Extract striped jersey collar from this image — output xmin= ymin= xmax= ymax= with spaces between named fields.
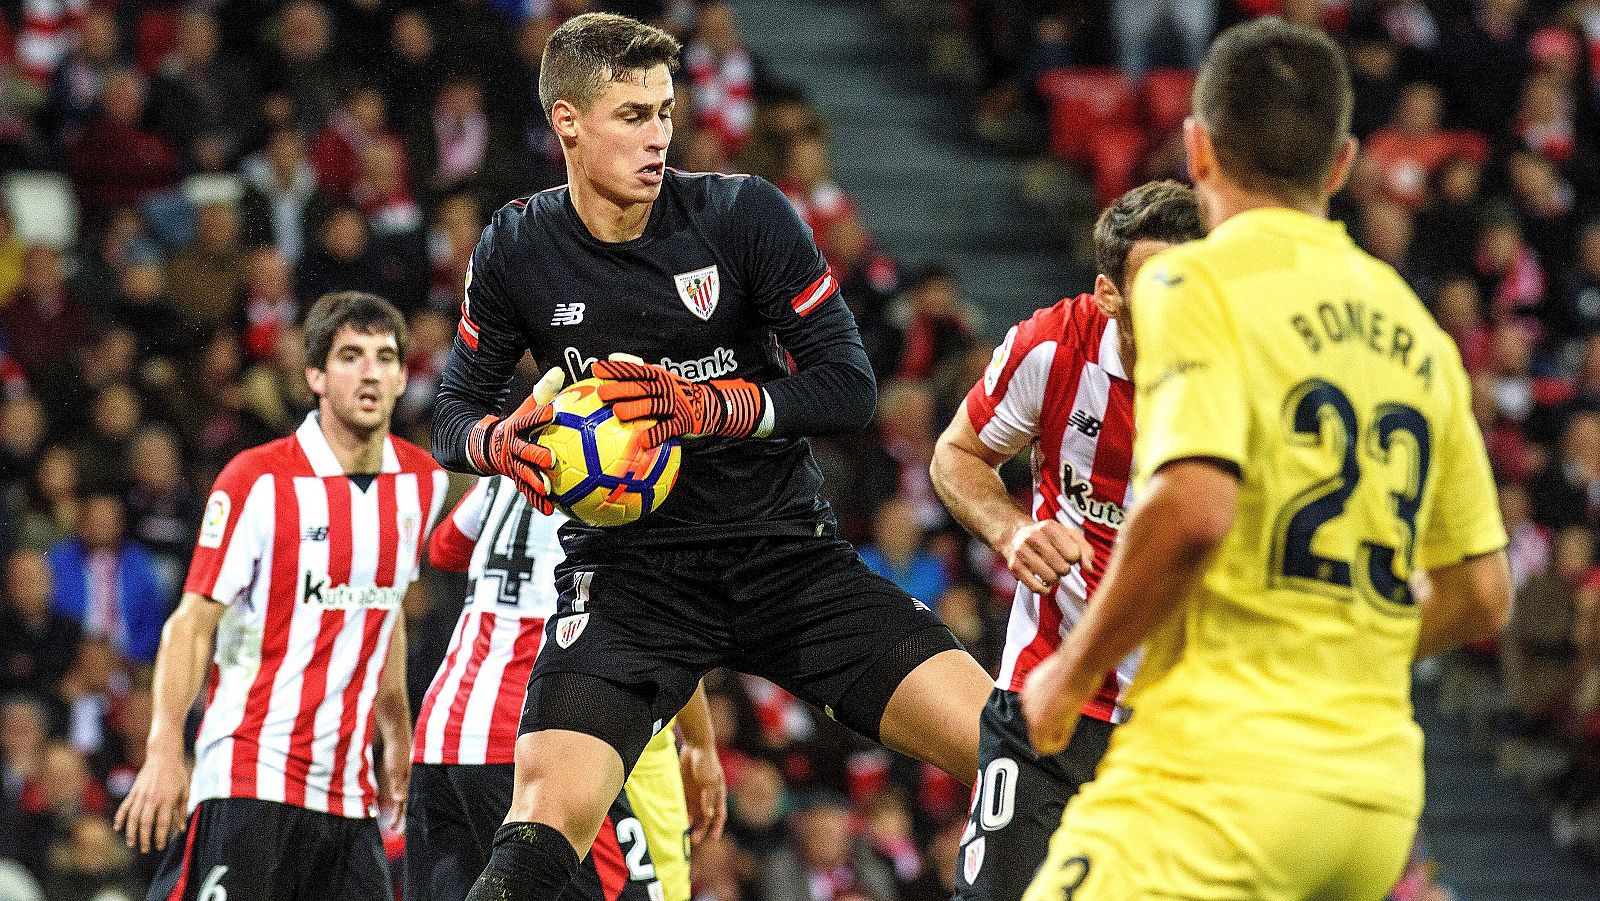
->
xmin=296 ymin=412 xmax=401 ymax=477
xmin=1098 ymin=318 xmax=1128 ymax=381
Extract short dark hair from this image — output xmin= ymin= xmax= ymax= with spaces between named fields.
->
xmin=538 ymin=12 xmax=681 ymax=121
xmin=1193 ymin=17 xmax=1352 ymax=205
xmin=303 ymin=291 xmax=408 ymax=369
xmin=1094 ymin=180 xmax=1204 ymax=292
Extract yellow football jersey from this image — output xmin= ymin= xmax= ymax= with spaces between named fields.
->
xmin=1118 ymin=207 xmax=1507 ymax=817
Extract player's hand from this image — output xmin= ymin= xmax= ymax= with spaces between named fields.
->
xmin=593 ymin=355 xmax=764 ymax=448
xmin=377 ymin=753 xmax=410 ymax=835
xmin=113 ymin=744 xmax=191 ymax=854
xmin=679 ymin=739 xmax=727 ymax=843
xmin=1020 ymin=651 xmax=1082 ymax=756
xmin=467 ymin=367 xmax=565 ymax=512
xmin=999 ymin=519 xmax=1095 ymax=595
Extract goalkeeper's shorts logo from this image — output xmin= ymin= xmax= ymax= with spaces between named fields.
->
xmin=555 ymin=613 xmax=589 ymax=648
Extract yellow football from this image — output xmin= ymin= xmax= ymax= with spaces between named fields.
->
xmin=531 ymin=378 xmax=681 ymax=527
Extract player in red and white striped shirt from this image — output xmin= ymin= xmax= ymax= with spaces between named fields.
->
xmin=408 ymin=473 xmax=723 ymax=901
xmin=115 ymin=293 xmax=448 ymax=901
xmin=930 ymin=183 xmax=1203 ymax=901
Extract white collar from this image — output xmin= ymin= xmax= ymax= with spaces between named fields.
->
xmin=296 ymin=412 xmax=400 ymax=477
xmin=1099 ymin=319 xmax=1129 ymax=381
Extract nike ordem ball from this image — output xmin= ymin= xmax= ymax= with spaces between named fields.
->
xmin=532 ymin=378 xmax=681 ymax=527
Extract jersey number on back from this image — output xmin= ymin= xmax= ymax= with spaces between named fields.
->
xmin=1271 ymin=379 xmax=1431 ymax=606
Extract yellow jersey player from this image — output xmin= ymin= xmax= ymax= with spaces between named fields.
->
xmin=1019 ymin=17 xmax=1512 ymax=901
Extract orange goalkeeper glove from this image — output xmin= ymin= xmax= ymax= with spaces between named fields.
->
xmin=466 ymin=367 xmax=565 ymax=513
xmin=593 ymin=357 xmax=764 ymax=448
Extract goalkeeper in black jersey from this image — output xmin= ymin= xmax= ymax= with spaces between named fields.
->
xmin=430 ymin=12 xmax=997 ymax=901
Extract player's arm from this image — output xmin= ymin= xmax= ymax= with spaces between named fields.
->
xmin=427 ymin=478 xmax=494 ymax=573
xmin=675 ymin=680 xmax=726 ymax=842
xmin=1412 ymin=362 xmax=1512 ymax=658
xmin=372 ymin=614 xmax=412 ymax=832
xmin=432 ymin=219 xmax=564 ymax=511
xmin=1022 ymin=256 xmax=1247 ymax=754
xmin=597 ymin=177 xmax=876 ymax=446
xmin=932 ymin=391 xmax=1093 ymax=595
xmin=114 ymin=592 xmax=225 ymax=852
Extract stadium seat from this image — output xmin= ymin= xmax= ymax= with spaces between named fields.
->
xmin=1088 ymin=126 xmax=1147 ymax=207
xmin=3 ymin=171 xmax=78 ymax=248
xmin=1144 ymin=68 xmax=1197 ymax=137
xmin=1039 ymin=67 xmax=1140 ymax=165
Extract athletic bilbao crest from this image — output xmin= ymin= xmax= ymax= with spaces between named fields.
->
xmin=673 ymin=265 xmax=719 ymax=320
xmin=555 ymin=613 xmax=589 ymax=648
xmin=962 ymin=837 xmax=985 ymax=884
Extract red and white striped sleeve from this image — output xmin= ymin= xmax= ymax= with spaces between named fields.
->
xmin=964 ymin=306 xmax=1062 ymax=458
xmin=428 ymin=477 xmax=494 ymax=573
xmin=184 ymin=453 xmax=273 ymax=604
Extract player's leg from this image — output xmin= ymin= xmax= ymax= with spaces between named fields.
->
xmin=144 ymin=798 xmax=286 ymax=901
xmin=405 ymin=762 xmax=513 ymax=901
xmin=953 ymin=689 xmax=1113 ymax=901
xmin=468 ymin=551 xmax=724 ymax=901
xmin=729 ymin=537 xmax=989 ymax=784
xmin=572 ymin=790 xmax=663 ymax=901
xmin=623 ymin=726 xmax=691 ymax=901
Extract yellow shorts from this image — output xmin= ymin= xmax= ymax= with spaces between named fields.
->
xmin=623 ymin=725 xmax=690 ymax=901
xmin=1021 ymin=765 xmax=1415 ymax=901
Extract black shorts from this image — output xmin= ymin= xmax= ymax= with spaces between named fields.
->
xmin=405 ymin=762 xmax=660 ymax=901
xmin=146 ymin=797 xmax=389 ymax=901
xmin=523 ymin=536 xmax=958 ymax=768
xmin=952 ymin=688 xmax=1114 ymax=901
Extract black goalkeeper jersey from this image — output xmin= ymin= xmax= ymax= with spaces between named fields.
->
xmin=432 ymin=170 xmax=877 ymax=549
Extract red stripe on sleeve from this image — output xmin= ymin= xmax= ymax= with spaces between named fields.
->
xmin=457 ymin=319 xmax=479 ymax=351
xmin=428 ymin=512 xmax=476 ymax=573
xmin=230 ymin=474 xmax=301 ymax=798
xmin=590 ymin=815 xmax=631 ymax=901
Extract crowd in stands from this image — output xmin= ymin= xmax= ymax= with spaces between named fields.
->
xmin=0 ymin=0 xmax=1595 ymax=900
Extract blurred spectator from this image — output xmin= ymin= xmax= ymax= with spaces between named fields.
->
xmin=168 ymin=200 xmax=247 ymax=332
xmin=146 ymin=9 xmax=255 ymax=165
xmin=686 ymin=2 xmax=758 ymax=158
xmin=263 ymin=0 xmax=341 ymax=130
xmin=15 ymin=444 xmax=78 ymax=551
xmin=168 ymin=330 xmax=270 ymax=470
xmin=1361 ymin=200 xmax=1414 ymax=275
xmin=1110 ymin=0 xmax=1214 ymax=77
xmin=416 ymin=75 xmax=512 ymax=210
xmin=1503 ymin=482 xmax=1553 ymax=591
xmin=1475 ymin=212 xmax=1545 ymax=323
xmin=240 ymin=323 xmax=314 ymax=436
xmin=898 ymin=819 xmax=961 ymax=901
xmin=1348 ymin=31 xmax=1403 ymax=140
xmin=1410 ymin=156 xmax=1488 ymax=291
xmin=861 ymin=791 xmax=921 ymax=886
xmin=1364 ymin=82 xmax=1484 ymax=211
xmin=777 ymin=132 xmax=855 ymax=262
xmin=0 ymin=393 xmax=46 ymax=488
xmin=45 ymin=491 xmax=167 ymax=665
xmin=74 ymin=383 xmax=141 ymax=491
xmin=41 ymin=9 xmax=118 ymax=159
xmin=311 ymin=84 xmax=408 ymax=204
xmin=42 ymin=813 xmax=141 ymax=901
xmin=397 ymin=310 xmax=452 ymax=427
xmin=377 ymin=9 xmax=446 ymax=136
xmin=1506 ymin=151 xmax=1578 ymax=278
xmin=896 ymin=264 xmax=978 ymax=381
xmin=14 ymin=741 xmax=109 ymax=880
xmin=111 ymin=261 xmax=189 ymax=363
xmin=1562 ymin=221 xmax=1600 ymax=338
xmin=122 ymin=426 xmax=199 ymax=597
xmin=826 ymin=213 xmax=903 ymax=378
xmin=240 ymin=128 xmax=333 ymax=264
xmin=858 ymin=496 xmax=949 ymax=611
xmin=1502 ymin=526 xmax=1589 ymax=733
xmin=763 ymin=793 xmax=897 ymax=901
xmin=16 ymin=0 xmax=89 ymax=87
xmin=358 ymin=141 xmax=429 ymax=312
xmin=1440 ymin=0 xmax=1534 ymax=133
xmin=0 ymin=548 xmax=80 ymax=697
xmin=1433 ymin=274 xmax=1491 ymax=373
xmin=0 ymin=245 xmax=90 ymax=381
xmin=64 ymin=70 xmax=178 ymax=224
xmin=1532 ymin=410 xmax=1600 ymax=528
xmin=239 ymin=248 xmax=300 ymax=361
xmin=296 ymin=205 xmax=381 ymax=304
xmin=873 ymin=380 xmax=943 ymax=528
xmin=728 ymin=757 xmax=788 ymax=860
xmin=426 ymin=192 xmax=481 ymax=313
xmin=0 ymin=696 xmax=50 ymax=876
xmin=1513 ymin=69 xmax=1578 ymax=166
xmin=71 ymin=208 xmax=161 ymax=312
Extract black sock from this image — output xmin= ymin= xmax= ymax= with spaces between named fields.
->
xmin=464 ymin=822 xmax=581 ymax=901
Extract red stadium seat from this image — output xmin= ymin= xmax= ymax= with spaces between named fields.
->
xmin=1089 ymin=125 xmax=1147 ymax=207
xmin=1144 ymin=68 xmax=1197 ymax=137
xmin=1039 ymin=67 xmax=1139 ymax=165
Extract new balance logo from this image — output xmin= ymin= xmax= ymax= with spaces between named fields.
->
xmin=302 ymin=526 xmax=329 ymax=542
xmin=1069 ymin=411 xmax=1102 ymax=437
xmin=551 ymin=303 xmax=586 ymax=326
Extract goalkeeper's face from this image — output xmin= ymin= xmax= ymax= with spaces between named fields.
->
xmin=556 ymin=63 xmax=675 ymax=207
xmin=307 ymin=325 xmax=407 ymax=437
